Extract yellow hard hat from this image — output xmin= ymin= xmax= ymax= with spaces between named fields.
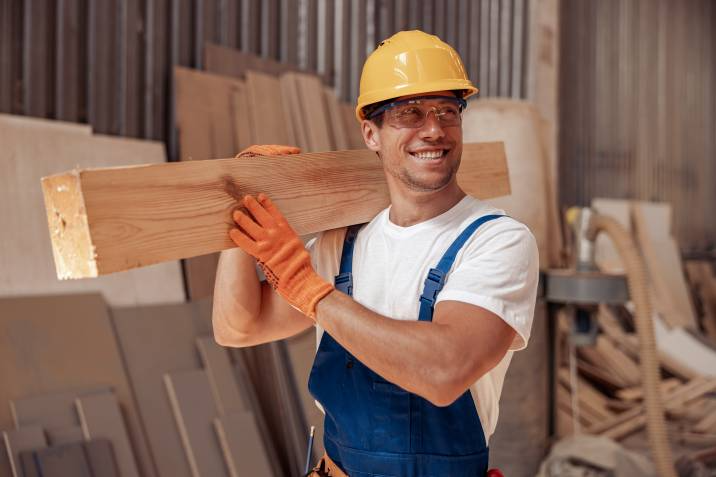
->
xmin=355 ymin=30 xmax=478 ymax=121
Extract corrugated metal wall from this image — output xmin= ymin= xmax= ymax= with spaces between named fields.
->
xmin=0 ymin=0 xmax=530 ymax=147
xmin=559 ymin=0 xmax=715 ymax=253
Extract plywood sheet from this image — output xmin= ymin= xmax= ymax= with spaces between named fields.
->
xmin=341 ymin=103 xmax=364 ymax=149
xmin=42 ymin=144 xmax=509 ymax=278
xmin=195 ymin=337 xmax=250 ymax=414
xmin=46 ymin=426 xmax=85 ymax=445
xmin=204 ymin=43 xmax=299 ymax=79
xmin=0 ymin=294 xmax=154 ymax=477
xmin=214 ymin=412 xmax=274 ymax=477
xmin=164 ymin=370 xmax=228 ymax=477
xmin=0 ymin=113 xmax=91 ymax=134
xmin=76 ymin=393 xmax=139 ymax=477
xmin=283 ymin=73 xmax=332 ymax=152
xmin=632 ymin=201 xmax=696 ymax=329
xmin=323 ymin=88 xmax=349 ymax=150
xmin=462 ymin=99 xmax=555 ymax=267
xmin=245 ymin=71 xmax=291 ymax=145
xmin=35 ymin=443 xmax=91 ymax=477
xmin=2 ymin=426 xmax=46 ymax=477
xmin=111 ymin=300 xmax=212 ymax=477
xmin=174 ymin=66 xmax=244 ymax=161
xmin=11 ymin=387 xmax=109 ymax=430
xmin=0 ymin=120 xmax=184 ymax=306
xmin=284 ymin=330 xmax=324 ymax=458
xmin=83 ymin=439 xmax=119 ymax=477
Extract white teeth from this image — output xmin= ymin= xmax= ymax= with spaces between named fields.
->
xmin=411 ymin=150 xmax=445 ymax=160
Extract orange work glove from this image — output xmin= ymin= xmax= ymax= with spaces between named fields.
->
xmin=230 ymin=193 xmax=333 ymax=320
xmin=235 ymin=144 xmax=301 ymax=158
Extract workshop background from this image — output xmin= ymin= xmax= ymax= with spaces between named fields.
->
xmin=1 ymin=0 xmax=715 ymax=476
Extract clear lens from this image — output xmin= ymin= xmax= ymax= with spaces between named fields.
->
xmin=384 ymin=98 xmax=463 ymax=129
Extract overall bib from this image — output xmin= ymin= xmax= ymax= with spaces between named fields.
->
xmin=308 ymin=215 xmax=504 ymax=477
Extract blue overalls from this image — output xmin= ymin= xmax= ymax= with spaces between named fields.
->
xmin=308 ymin=215 xmax=504 ymax=477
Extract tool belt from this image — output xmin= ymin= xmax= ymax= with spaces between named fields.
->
xmin=306 ymin=453 xmax=349 ymax=477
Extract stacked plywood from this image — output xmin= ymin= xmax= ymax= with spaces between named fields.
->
xmin=173 ymin=47 xmax=366 ymax=474
xmin=0 ymin=114 xmax=185 ymax=307
xmin=555 ymin=199 xmax=716 ymax=448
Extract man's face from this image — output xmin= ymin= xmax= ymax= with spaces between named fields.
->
xmin=361 ymin=91 xmax=463 ymax=193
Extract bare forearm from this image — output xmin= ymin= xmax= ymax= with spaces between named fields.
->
xmin=315 ymin=291 xmax=509 ymax=406
xmin=212 ymin=248 xmax=262 ymax=343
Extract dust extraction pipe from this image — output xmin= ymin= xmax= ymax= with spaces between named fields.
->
xmin=586 ymin=214 xmax=676 ymax=477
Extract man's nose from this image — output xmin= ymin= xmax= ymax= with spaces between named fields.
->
xmin=417 ymin=110 xmax=446 ymax=140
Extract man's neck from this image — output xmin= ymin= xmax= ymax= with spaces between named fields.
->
xmin=387 ymin=182 xmax=466 ymax=227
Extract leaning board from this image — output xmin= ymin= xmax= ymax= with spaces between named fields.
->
xmin=42 ymin=143 xmax=510 ymax=279
xmin=0 ymin=116 xmax=184 ymax=305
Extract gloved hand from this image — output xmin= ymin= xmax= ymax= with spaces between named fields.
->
xmin=235 ymin=144 xmax=301 ymax=158
xmin=230 ymin=193 xmax=333 ymax=320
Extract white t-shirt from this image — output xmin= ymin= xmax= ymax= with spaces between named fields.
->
xmin=307 ymin=195 xmax=539 ymax=443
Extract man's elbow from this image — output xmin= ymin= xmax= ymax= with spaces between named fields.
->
xmin=211 ymin=309 xmax=254 ymax=348
xmin=422 ymin=370 xmax=470 ymax=407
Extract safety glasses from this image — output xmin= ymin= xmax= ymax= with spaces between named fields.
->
xmin=367 ymin=95 xmax=467 ymax=129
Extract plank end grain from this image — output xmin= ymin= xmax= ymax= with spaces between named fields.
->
xmin=41 ymin=171 xmax=97 ymax=279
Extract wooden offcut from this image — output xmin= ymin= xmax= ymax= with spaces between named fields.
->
xmin=42 ymin=144 xmax=509 ymax=279
xmin=76 ymin=393 xmax=140 ymax=477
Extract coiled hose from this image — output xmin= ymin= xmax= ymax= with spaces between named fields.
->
xmin=586 ymin=214 xmax=677 ymax=477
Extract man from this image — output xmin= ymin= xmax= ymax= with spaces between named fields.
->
xmin=213 ymin=30 xmax=538 ymax=477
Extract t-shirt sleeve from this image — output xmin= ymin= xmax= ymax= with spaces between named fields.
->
xmin=435 ymin=219 xmax=539 ymax=350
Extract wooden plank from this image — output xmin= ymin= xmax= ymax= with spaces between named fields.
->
xmin=195 ymin=337 xmax=250 ymax=414
xmin=46 ymin=427 xmax=85 ymax=445
xmin=0 ymin=294 xmax=154 ymax=477
xmin=632 ymin=201 xmax=697 ymax=329
xmin=35 ymin=443 xmax=92 ymax=477
xmin=174 ymin=66 xmax=242 ymax=161
xmin=19 ymin=451 xmax=40 ymax=477
xmin=110 ymin=300 xmax=212 ymax=477
xmin=83 ymin=439 xmax=119 ymax=477
xmin=42 ymin=143 xmax=509 ymax=278
xmin=11 ymin=387 xmax=108 ymax=430
xmin=284 ymin=329 xmax=324 ymax=458
xmin=214 ymin=412 xmax=274 ymax=477
xmin=287 ymin=72 xmax=333 ymax=152
xmin=245 ymin=71 xmax=291 ymax=145
xmin=324 ymin=88 xmax=349 ymax=150
xmin=2 ymin=427 xmax=46 ymax=477
xmin=164 ymin=370 xmax=228 ymax=477
xmin=0 ymin=444 xmax=11 ymax=477
xmin=173 ymin=67 xmax=247 ymax=299
xmin=341 ymin=103 xmax=364 ymax=149
xmin=76 ymin=393 xmax=139 ymax=477
xmin=279 ymin=74 xmax=309 ymax=150
xmin=0 ymin=119 xmax=184 ymax=306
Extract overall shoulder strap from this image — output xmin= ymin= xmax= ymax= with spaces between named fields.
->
xmin=334 ymin=224 xmax=364 ymax=296
xmin=418 ymin=214 xmax=505 ymax=322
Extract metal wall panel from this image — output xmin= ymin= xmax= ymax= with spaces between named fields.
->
xmin=0 ymin=0 xmax=530 ymax=147
xmin=560 ymin=0 xmax=716 ymax=252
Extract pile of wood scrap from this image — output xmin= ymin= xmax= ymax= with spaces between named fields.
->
xmin=555 ymin=198 xmax=716 ymax=454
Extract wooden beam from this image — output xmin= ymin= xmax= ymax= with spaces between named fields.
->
xmin=42 ymin=144 xmax=510 ymax=279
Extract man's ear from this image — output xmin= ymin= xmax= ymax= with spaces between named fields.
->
xmin=361 ymin=120 xmax=381 ymax=152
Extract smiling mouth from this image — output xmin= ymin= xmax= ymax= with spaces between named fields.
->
xmin=408 ymin=149 xmax=448 ymax=161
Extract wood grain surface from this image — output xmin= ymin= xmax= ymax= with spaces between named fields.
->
xmin=42 ymin=144 xmax=509 ymax=278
